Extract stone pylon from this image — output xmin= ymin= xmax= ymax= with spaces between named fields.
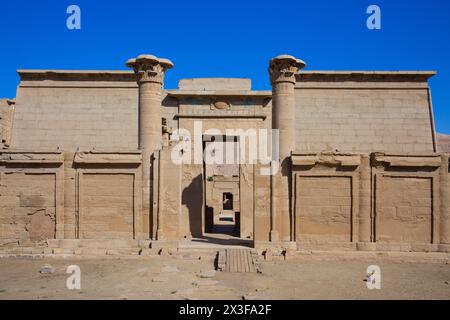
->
xmin=269 ymin=55 xmax=306 ymax=241
xmin=126 ymin=54 xmax=173 ymax=239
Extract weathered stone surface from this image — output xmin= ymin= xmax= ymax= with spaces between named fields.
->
xmin=197 ymin=270 xmax=216 ymax=278
xmin=80 ymin=173 xmax=134 ymax=240
xmin=152 ymin=276 xmax=169 ymax=283
xmin=295 ymin=72 xmax=436 ymax=154
xmin=0 ymin=99 xmax=14 ymax=148
xmin=376 ymin=176 xmax=433 ymax=244
xmin=39 ymin=264 xmax=55 ymax=274
xmin=296 ymin=176 xmax=352 ymax=242
xmin=179 ymin=78 xmax=251 ymax=91
xmin=0 ymin=54 xmax=447 ymax=256
xmin=0 ymin=172 xmax=56 ymax=244
xmin=173 ymin=288 xmax=195 ymax=296
xmin=161 ymin=266 xmax=180 ymax=273
xmin=193 ymin=280 xmax=219 ymax=287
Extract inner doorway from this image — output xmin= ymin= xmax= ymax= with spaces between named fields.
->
xmin=223 ymin=193 xmax=233 ymax=210
xmin=203 ymin=135 xmax=245 ymax=243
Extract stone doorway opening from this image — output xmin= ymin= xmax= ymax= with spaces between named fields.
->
xmin=223 ymin=192 xmax=233 ymax=210
xmin=201 ymin=134 xmax=251 ymax=246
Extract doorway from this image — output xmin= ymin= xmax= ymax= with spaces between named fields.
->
xmin=223 ymin=192 xmax=233 ymax=210
xmin=202 ymin=135 xmax=245 ymax=243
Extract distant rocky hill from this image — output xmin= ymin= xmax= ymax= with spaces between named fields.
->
xmin=437 ymin=133 xmax=450 ymax=152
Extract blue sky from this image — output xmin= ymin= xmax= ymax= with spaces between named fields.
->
xmin=0 ymin=0 xmax=449 ymax=133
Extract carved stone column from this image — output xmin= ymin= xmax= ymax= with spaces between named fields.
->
xmin=126 ymin=54 xmax=173 ymax=240
xmin=269 ymin=55 xmax=306 ymax=241
xmin=440 ymin=154 xmax=450 ymax=249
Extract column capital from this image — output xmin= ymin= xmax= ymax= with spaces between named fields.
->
xmin=269 ymin=54 xmax=306 ymax=85
xmin=126 ymin=54 xmax=174 ymax=85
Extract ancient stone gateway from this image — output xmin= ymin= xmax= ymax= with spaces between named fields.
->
xmin=0 ymin=54 xmax=449 ymax=255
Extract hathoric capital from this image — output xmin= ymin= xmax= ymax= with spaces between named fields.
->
xmin=269 ymin=54 xmax=306 ymax=85
xmin=126 ymin=54 xmax=174 ymax=85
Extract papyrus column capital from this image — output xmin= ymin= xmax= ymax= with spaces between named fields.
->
xmin=269 ymin=54 xmax=306 ymax=85
xmin=126 ymin=54 xmax=174 ymax=85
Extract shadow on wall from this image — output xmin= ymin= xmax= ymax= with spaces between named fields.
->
xmin=182 ymin=174 xmax=203 ymax=238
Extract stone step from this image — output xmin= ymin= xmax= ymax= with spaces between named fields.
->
xmin=46 ymin=239 xmax=145 ymax=249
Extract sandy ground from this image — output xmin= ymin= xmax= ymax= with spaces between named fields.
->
xmin=0 ymin=255 xmax=449 ymax=300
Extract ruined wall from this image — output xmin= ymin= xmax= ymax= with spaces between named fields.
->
xmin=292 ymin=154 xmax=360 ymax=247
xmin=73 ymin=151 xmax=142 ymax=240
xmin=1 ymin=150 xmax=448 ymax=252
xmin=0 ymin=99 xmax=14 ymax=149
xmin=80 ymin=174 xmax=134 ymax=239
xmin=157 ymin=149 xmax=182 ymax=240
xmin=10 ymin=71 xmax=139 ymax=151
xmin=0 ymin=172 xmax=56 ymax=245
xmin=180 ymin=164 xmax=204 ymax=239
xmin=294 ymin=72 xmax=436 ymax=153
xmin=0 ymin=152 xmax=63 ymax=246
xmin=296 ymin=176 xmax=352 ymax=242
xmin=0 ymin=150 xmax=143 ymax=246
xmin=253 ymin=163 xmax=271 ymax=242
xmin=291 ymin=152 xmax=444 ymax=251
xmin=376 ymin=176 xmax=432 ymax=244
xmin=441 ymin=154 xmax=450 ymax=247
xmin=372 ymin=154 xmax=441 ymax=250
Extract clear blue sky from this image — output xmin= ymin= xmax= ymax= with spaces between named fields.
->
xmin=0 ymin=0 xmax=449 ymax=133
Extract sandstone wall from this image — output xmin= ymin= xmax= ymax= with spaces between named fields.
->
xmin=0 ymin=151 xmax=63 ymax=246
xmin=253 ymin=163 xmax=271 ymax=242
xmin=294 ymin=72 xmax=436 ymax=153
xmin=372 ymin=154 xmax=441 ymax=250
xmin=292 ymin=152 xmax=444 ymax=251
xmin=173 ymin=92 xmax=272 ymax=240
xmin=375 ymin=176 xmax=432 ymax=244
xmin=441 ymin=154 xmax=450 ymax=246
xmin=157 ymin=149 xmax=182 ymax=240
xmin=1 ymin=149 xmax=449 ymax=252
xmin=296 ymin=176 xmax=352 ymax=242
xmin=0 ymin=172 xmax=56 ymax=245
xmin=0 ymin=99 xmax=14 ymax=149
xmin=292 ymin=154 xmax=360 ymax=248
xmin=0 ymin=150 xmax=143 ymax=246
xmin=80 ymin=173 xmax=134 ymax=239
xmin=10 ymin=71 xmax=139 ymax=151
